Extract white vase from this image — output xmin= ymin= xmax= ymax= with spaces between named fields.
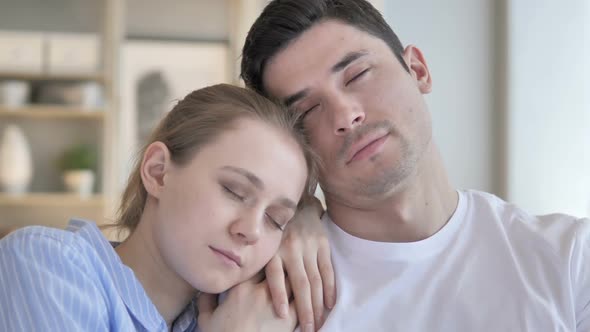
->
xmin=0 ymin=125 xmax=33 ymax=195
xmin=63 ymin=169 xmax=95 ymax=198
xmin=0 ymin=80 xmax=30 ymax=108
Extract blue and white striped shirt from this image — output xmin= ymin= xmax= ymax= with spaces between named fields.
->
xmin=0 ymin=219 xmax=197 ymax=331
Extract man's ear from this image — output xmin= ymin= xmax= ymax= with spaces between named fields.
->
xmin=403 ymin=45 xmax=432 ymax=94
xmin=140 ymin=142 xmax=171 ymax=199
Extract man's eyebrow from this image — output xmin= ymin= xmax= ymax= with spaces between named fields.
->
xmin=331 ymin=50 xmax=368 ymax=73
xmin=221 ymin=166 xmax=263 ymax=190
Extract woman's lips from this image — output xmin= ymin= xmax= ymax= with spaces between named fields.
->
xmin=209 ymin=246 xmax=242 ymax=268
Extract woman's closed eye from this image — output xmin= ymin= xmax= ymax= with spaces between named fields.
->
xmin=265 ymin=212 xmax=286 ymax=231
xmin=222 ymin=185 xmax=246 ymax=202
xmin=264 ymin=212 xmax=284 ymax=231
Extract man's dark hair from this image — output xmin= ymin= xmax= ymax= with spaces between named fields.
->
xmin=240 ymin=0 xmax=409 ymax=95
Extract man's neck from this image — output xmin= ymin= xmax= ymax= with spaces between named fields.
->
xmin=115 ymin=201 xmax=196 ymax=327
xmin=325 ymin=144 xmax=458 ymax=242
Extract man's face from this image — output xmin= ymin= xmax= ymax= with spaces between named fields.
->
xmin=263 ymin=20 xmax=433 ymax=206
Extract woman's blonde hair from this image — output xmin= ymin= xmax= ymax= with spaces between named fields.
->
xmin=115 ymin=84 xmax=319 ymax=233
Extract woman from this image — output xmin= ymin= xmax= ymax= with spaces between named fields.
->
xmin=0 ymin=84 xmax=321 ymax=331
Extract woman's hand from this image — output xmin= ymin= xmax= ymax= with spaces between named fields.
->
xmin=265 ymin=196 xmax=335 ymax=332
xmin=197 ymin=273 xmax=297 ymax=332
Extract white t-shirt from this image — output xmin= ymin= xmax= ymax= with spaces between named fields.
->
xmin=317 ymin=190 xmax=590 ymax=332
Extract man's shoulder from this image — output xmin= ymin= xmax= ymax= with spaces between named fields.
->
xmin=464 ymin=189 xmax=589 ymax=257
xmin=463 ymin=189 xmax=583 ymax=225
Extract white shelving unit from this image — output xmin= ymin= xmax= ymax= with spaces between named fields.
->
xmin=0 ymin=0 xmax=123 ymax=231
xmin=0 ymin=106 xmax=105 ymax=119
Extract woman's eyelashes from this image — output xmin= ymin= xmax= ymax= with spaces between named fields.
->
xmin=222 ymin=184 xmax=246 ymax=202
xmin=221 ymin=181 xmax=289 ymax=232
xmin=265 ymin=213 xmax=285 ymax=231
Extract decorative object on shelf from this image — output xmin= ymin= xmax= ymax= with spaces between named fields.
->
xmin=0 ymin=80 xmax=30 ymax=107
xmin=58 ymin=144 xmax=97 ymax=198
xmin=137 ymin=71 xmax=170 ymax=145
xmin=121 ymin=40 xmax=229 ymax=158
xmin=36 ymin=81 xmax=103 ymax=108
xmin=0 ymin=124 xmax=33 ymax=195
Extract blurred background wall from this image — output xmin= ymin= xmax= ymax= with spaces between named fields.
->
xmin=384 ymin=0 xmax=589 ymax=217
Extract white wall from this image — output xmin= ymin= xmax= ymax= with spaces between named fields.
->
xmin=383 ymin=0 xmax=590 ymax=218
xmin=0 ymin=0 xmax=101 ymax=32
xmin=0 ymin=0 xmax=230 ymax=41
xmin=383 ymin=0 xmax=497 ymax=194
xmin=507 ymin=0 xmax=590 ymax=217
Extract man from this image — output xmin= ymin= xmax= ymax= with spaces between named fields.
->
xmin=240 ymin=0 xmax=590 ymax=331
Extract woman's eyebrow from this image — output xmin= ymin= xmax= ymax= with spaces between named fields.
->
xmin=277 ymin=197 xmax=297 ymax=212
xmin=221 ymin=166 xmax=264 ymax=190
xmin=221 ymin=165 xmax=298 ymax=211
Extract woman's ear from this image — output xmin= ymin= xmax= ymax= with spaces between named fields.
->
xmin=403 ymin=45 xmax=432 ymax=94
xmin=140 ymin=142 xmax=172 ymax=199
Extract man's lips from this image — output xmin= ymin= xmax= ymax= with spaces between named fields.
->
xmin=346 ymin=132 xmax=389 ymax=164
xmin=209 ymin=246 xmax=242 ymax=267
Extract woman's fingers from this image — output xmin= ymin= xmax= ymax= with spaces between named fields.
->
xmin=265 ymin=255 xmax=289 ymax=318
xmin=285 ymin=255 xmax=314 ymax=332
xmin=304 ymin=254 xmax=325 ymax=330
xmin=318 ymin=238 xmax=336 ymax=309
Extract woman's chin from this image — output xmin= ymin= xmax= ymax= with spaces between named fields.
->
xmin=195 ymin=279 xmax=234 ymax=295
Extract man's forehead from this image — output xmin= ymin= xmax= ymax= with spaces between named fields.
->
xmin=275 ymin=20 xmax=366 ymax=59
xmin=262 ymin=21 xmax=371 ymax=97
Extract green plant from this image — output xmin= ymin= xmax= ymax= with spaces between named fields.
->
xmin=58 ymin=144 xmax=97 ymax=171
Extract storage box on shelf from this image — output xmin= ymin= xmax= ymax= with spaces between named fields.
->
xmin=0 ymin=31 xmax=44 ymax=74
xmin=0 ymin=30 xmax=101 ymax=76
xmin=47 ymin=33 xmax=101 ymax=76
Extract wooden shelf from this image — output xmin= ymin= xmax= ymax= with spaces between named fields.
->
xmin=0 ymin=193 xmax=104 ymax=207
xmin=0 ymin=106 xmax=105 ymax=119
xmin=0 ymin=72 xmax=104 ymax=82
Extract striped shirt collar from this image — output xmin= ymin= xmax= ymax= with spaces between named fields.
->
xmin=66 ymin=219 xmax=196 ymax=331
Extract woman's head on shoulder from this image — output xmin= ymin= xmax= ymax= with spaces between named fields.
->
xmin=117 ymin=84 xmax=318 ymax=293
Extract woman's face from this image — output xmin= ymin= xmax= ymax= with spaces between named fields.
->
xmin=152 ymin=118 xmax=308 ymax=293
